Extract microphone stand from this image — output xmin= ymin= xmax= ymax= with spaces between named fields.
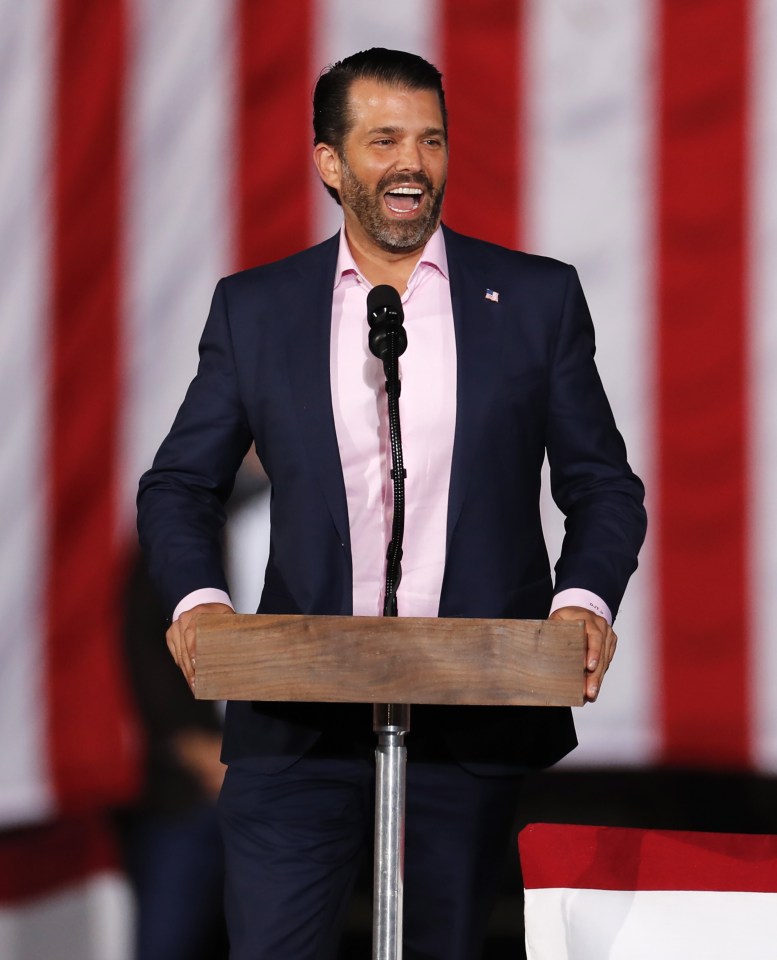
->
xmin=373 ymin=323 xmax=410 ymax=960
xmin=383 ymin=329 xmax=405 ymax=618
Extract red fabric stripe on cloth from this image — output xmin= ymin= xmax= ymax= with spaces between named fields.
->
xmin=519 ymin=823 xmax=777 ymax=893
xmin=236 ymin=0 xmax=313 ymax=268
xmin=440 ymin=0 xmax=522 ymax=248
xmin=0 ymin=813 xmax=120 ymax=904
xmin=656 ymin=0 xmax=751 ymax=766
xmin=47 ymin=0 xmax=139 ymax=810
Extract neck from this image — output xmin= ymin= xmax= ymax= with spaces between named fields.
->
xmin=343 ymin=222 xmax=435 ymax=295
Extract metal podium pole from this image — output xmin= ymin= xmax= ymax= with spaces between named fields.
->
xmin=373 ymin=702 xmax=411 ymax=960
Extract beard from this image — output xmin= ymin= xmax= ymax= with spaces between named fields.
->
xmin=339 ymin=159 xmax=446 ymax=254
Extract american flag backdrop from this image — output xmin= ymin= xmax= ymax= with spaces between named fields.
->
xmin=2 ymin=0 xmax=777 ymax=843
xmin=520 ymin=823 xmax=777 ymax=958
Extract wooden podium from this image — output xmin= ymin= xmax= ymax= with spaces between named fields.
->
xmin=194 ymin=613 xmax=586 ymax=959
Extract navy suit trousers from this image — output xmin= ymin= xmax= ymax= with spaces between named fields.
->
xmin=217 ymin=751 xmax=523 ymax=959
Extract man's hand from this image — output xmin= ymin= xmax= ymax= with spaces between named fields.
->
xmin=549 ymin=605 xmax=617 ymax=703
xmin=166 ymin=602 xmax=235 ymax=691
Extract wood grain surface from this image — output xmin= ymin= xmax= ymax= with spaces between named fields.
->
xmin=193 ymin=614 xmax=586 ymax=707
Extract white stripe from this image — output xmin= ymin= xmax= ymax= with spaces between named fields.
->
xmin=0 ymin=872 xmax=134 ymax=960
xmin=0 ymin=0 xmax=55 ymax=825
xmin=120 ymin=0 xmax=237 ymax=525
xmin=524 ymin=0 xmax=658 ymax=764
xmin=227 ymin=486 xmax=271 ymax=614
xmin=751 ymin=0 xmax=777 ymax=770
xmin=311 ymin=1 xmax=441 ymax=242
xmin=524 ymin=887 xmax=777 ymax=960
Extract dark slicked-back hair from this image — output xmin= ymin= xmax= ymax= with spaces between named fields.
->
xmin=313 ymin=47 xmax=447 ymax=204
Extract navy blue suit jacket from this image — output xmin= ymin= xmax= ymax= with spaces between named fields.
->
xmin=137 ymin=225 xmax=646 ymax=771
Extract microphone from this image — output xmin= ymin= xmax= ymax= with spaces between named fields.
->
xmin=366 ymin=284 xmax=407 ymax=616
xmin=367 ymin=285 xmax=407 ymax=363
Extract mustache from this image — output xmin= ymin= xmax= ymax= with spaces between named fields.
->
xmin=377 ymin=171 xmax=435 ymax=193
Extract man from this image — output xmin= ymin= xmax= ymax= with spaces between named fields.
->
xmin=138 ymin=48 xmax=646 ymax=960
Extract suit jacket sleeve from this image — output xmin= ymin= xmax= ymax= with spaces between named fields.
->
xmin=545 ymin=265 xmax=646 ymax=619
xmin=137 ymin=278 xmax=253 ymax=619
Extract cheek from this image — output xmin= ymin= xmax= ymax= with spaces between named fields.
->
xmin=427 ymin=157 xmax=448 ymax=187
xmin=350 ymin=164 xmax=386 ymax=192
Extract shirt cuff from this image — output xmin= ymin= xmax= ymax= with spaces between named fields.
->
xmin=549 ymin=588 xmax=612 ymax=625
xmin=173 ymin=588 xmax=234 ymax=623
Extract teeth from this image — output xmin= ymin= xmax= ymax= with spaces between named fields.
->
xmin=387 ymin=187 xmax=423 ymax=195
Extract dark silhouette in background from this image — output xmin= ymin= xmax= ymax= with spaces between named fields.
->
xmin=120 ymin=555 xmax=228 ymax=960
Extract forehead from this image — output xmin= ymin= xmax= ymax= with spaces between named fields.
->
xmin=345 ymin=78 xmax=444 ymax=134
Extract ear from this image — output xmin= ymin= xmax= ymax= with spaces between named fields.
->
xmin=313 ymin=142 xmax=342 ymax=194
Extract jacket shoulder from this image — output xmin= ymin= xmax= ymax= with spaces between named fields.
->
xmin=219 ymin=233 xmax=340 ymax=299
xmin=441 ymin=224 xmax=575 ymax=282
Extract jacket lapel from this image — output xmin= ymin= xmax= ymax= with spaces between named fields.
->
xmin=443 ymin=225 xmax=506 ymax=555
xmin=283 ymin=233 xmax=351 ymax=554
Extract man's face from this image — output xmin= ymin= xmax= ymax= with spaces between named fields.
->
xmin=331 ymin=79 xmax=448 ymax=254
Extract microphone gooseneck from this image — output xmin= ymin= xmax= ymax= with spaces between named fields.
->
xmin=366 ymin=285 xmax=407 ymax=617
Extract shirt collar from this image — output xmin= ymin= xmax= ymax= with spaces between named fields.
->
xmin=333 ymin=225 xmax=449 ymax=290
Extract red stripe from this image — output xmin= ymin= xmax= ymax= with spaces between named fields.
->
xmin=47 ymin=0 xmax=139 ymax=810
xmin=656 ymin=0 xmax=751 ymax=766
xmin=520 ymin=823 xmax=777 ymax=893
xmin=0 ymin=814 xmax=120 ymax=904
xmin=441 ymin=0 xmax=522 ymax=248
xmin=236 ymin=0 xmax=313 ymax=269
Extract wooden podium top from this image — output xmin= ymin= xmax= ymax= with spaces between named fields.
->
xmin=194 ymin=614 xmax=586 ymax=707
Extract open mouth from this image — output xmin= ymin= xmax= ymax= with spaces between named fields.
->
xmin=383 ymin=186 xmax=424 ymax=215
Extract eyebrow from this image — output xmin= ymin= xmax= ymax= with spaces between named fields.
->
xmin=366 ymin=125 xmax=446 ymax=139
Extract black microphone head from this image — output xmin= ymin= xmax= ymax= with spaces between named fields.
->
xmin=367 ymin=284 xmax=406 ymax=361
xmin=367 ymin=284 xmax=404 ymax=322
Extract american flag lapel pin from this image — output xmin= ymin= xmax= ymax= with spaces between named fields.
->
xmin=485 ymin=288 xmax=499 ymax=303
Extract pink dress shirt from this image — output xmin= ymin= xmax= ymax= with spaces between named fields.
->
xmin=330 ymin=227 xmax=456 ymax=617
xmin=174 ymin=227 xmax=611 ymax=625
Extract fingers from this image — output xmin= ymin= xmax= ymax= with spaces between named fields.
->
xmin=583 ymin=620 xmax=617 ymax=703
xmin=182 ymin=612 xmax=198 ymax=683
xmin=165 ymin=602 xmax=235 ymax=693
xmin=165 ymin=618 xmax=184 ymax=673
xmin=548 ymin=605 xmax=618 ymax=704
xmin=166 ymin=610 xmax=198 ymax=691
xmin=583 ymin=620 xmax=605 ymax=702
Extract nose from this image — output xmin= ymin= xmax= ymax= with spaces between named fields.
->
xmin=395 ymin=139 xmax=422 ymax=172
